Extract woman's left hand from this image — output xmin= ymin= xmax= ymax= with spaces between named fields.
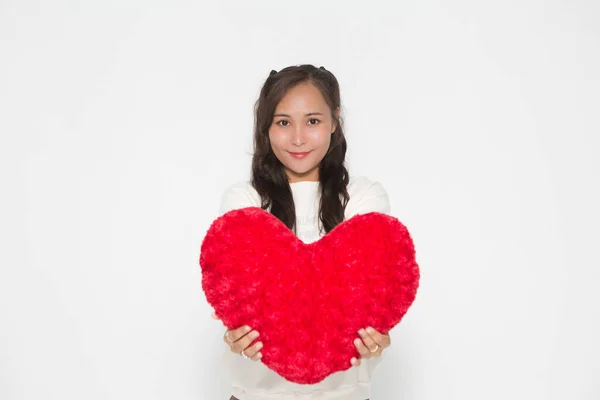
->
xmin=350 ymin=327 xmax=391 ymax=366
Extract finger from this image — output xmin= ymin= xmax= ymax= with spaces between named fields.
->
xmin=366 ymin=327 xmax=391 ymax=348
xmin=231 ymin=330 xmax=260 ymax=354
xmin=223 ymin=325 xmax=249 ymax=346
xmin=358 ymin=328 xmax=379 ymax=353
xmin=243 ymin=340 xmax=264 ymax=359
xmin=354 ymin=338 xmax=371 ymax=359
xmin=227 ymin=325 xmax=252 ymax=343
xmin=350 ymin=356 xmax=361 ymax=367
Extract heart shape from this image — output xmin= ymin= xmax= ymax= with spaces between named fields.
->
xmin=200 ymin=207 xmax=419 ymax=384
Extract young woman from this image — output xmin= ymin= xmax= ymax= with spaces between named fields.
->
xmin=213 ymin=64 xmax=393 ymax=400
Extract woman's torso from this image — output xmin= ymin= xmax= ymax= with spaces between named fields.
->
xmin=217 ymin=176 xmax=391 ymax=400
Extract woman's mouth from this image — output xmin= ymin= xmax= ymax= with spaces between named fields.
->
xmin=289 ymin=151 xmax=311 ymax=159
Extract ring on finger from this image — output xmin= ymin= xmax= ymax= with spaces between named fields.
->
xmin=224 ymin=330 xmax=234 ymax=344
xmin=370 ymin=344 xmax=380 ymax=353
xmin=240 ymin=350 xmax=250 ymax=359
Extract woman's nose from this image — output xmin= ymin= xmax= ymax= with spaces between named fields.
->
xmin=291 ymin=126 xmax=307 ymax=146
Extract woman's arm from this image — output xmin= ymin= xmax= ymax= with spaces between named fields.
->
xmin=213 ymin=181 xmax=265 ymax=361
xmin=346 ymin=178 xmax=393 ymax=370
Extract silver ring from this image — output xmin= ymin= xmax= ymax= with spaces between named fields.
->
xmin=224 ymin=330 xmax=233 ymax=344
xmin=241 ymin=350 xmax=249 ymax=359
xmin=370 ymin=344 xmax=380 ymax=353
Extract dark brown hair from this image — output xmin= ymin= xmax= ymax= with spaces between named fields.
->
xmin=251 ymin=64 xmax=350 ymax=235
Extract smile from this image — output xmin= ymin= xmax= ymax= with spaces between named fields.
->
xmin=289 ymin=151 xmax=311 ymax=159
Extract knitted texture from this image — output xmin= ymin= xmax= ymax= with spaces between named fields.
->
xmin=199 ymin=207 xmax=420 ymax=384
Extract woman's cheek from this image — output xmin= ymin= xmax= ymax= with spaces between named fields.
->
xmin=270 ymin=127 xmax=287 ymax=141
xmin=316 ymin=129 xmax=332 ymax=146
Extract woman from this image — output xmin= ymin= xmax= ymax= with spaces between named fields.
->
xmin=213 ymin=64 xmax=393 ymax=400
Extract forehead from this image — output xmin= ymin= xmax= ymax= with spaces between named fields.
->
xmin=275 ymin=83 xmax=329 ymax=115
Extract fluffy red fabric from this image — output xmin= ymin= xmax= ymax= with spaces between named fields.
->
xmin=199 ymin=207 xmax=420 ymax=384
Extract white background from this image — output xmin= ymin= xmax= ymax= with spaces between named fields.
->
xmin=1 ymin=1 xmax=599 ymax=399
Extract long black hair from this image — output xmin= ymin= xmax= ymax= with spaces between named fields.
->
xmin=251 ymin=64 xmax=350 ymax=235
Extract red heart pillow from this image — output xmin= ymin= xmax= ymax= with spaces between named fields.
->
xmin=199 ymin=206 xmax=419 ymax=384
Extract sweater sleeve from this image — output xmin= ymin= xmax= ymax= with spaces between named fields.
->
xmin=218 ymin=182 xmax=261 ymax=216
xmin=345 ymin=178 xmax=393 ymax=376
xmin=345 ymin=178 xmax=391 ymax=219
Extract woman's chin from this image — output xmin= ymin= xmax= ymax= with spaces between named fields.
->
xmin=284 ymin=166 xmax=319 ymax=181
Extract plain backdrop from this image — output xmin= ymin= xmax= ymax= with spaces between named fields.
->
xmin=1 ymin=1 xmax=599 ymax=399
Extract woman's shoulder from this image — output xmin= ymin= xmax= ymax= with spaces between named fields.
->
xmin=347 ymin=175 xmax=389 ymax=199
xmin=346 ymin=175 xmax=391 ymax=217
xmin=218 ymin=180 xmax=262 ymax=215
xmin=218 ymin=176 xmax=390 ymax=216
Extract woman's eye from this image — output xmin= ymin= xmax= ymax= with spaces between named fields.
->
xmin=276 ymin=119 xmax=319 ymax=127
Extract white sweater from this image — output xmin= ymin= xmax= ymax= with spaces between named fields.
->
xmin=216 ymin=176 xmax=392 ymax=400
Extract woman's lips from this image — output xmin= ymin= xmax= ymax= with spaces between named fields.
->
xmin=289 ymin=151 xmax=311 ymax=159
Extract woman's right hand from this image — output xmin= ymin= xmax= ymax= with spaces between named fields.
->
xmin=213 ymin=312 xmax=263 ymax=361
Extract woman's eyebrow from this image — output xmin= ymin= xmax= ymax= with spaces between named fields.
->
xmin=273 ymin=112 xmax=324 ymax=117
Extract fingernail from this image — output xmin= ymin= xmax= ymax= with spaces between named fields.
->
xmin=350 ymin=357 xmax=357 ymax=365
xmin=358 ymin=329 xmax=366 ymax=336
xmin=256 ymin=342 xmax=263 ymax=350
xmin=257 ymin=352 xmax=262 ymax=359
xmin=251 ymin=331 xmax=260 ymax=338
xmin=366 ymin=327 xmax=375 ymax=334
xmin=354 ymin=338 xmax=361 ymax=346
xmin=244 ymin=326 xmax=251 ymax=332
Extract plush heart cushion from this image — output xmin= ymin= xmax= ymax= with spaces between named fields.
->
xmin=199 ymin=206 xmax=419 ymax=384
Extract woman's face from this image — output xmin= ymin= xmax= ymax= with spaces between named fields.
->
xmin=269 ymin=82 xmax=338 ymax=183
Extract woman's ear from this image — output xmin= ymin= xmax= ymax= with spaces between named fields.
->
xmin=332 ymin=107 xmax=340 ymax=133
